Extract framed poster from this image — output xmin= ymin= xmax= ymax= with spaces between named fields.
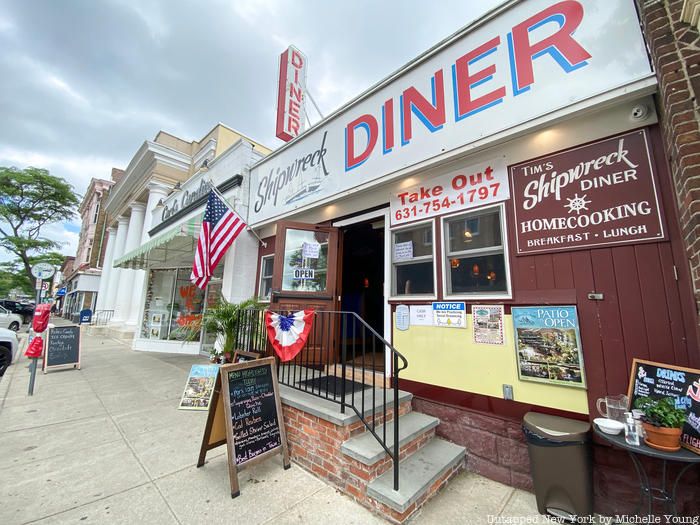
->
xmin=472 ymin=305 xmax=504 ymax=345
xmin=179 ymin=364 xmax=219 ymax=410
xmin=512 ymin=306 xmax=586 ymax=388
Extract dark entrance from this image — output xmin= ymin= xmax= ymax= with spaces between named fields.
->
xmin=340 ymin=219 xmax=385 ymax=371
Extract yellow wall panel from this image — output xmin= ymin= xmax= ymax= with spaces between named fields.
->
xmin=393 ymin=314 xmax=589 ymax=414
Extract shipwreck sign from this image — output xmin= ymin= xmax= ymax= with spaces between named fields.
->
xmin=510 ymin=129 xmax=665 ymax=255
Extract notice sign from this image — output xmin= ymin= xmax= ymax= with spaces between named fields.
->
xmin=512 ymin=306 xmax=585 ymax=388
xmin=472 ymin=305 xmax=504 ymax=345
xmin=627 ymin=359 xmax=700 ymax=454
xmin=510 ymin=130 xmax=665 ymax=255
xmin=391 ymin=158 xmax=508 ymax=226
xmin=393 ymin=241 xmax=413 ymax=261
xmin=302 ymin=242 xmax=320 ymax=259
xmin=432 ymin=302 xmax=466 ymax=328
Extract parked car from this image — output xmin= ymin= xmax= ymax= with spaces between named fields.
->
xmin=0 ymin=327 xmax=19 ymax=377
xmin=0 ymin=306 xmax=22 ymax=332
xmin=0 ymin=300 xmax=34 ymax=324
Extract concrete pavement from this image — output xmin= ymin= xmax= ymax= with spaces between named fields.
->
xmin=0 ymin=320 xmax=540 ymax=524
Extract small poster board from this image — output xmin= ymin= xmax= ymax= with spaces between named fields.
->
xmin=197 ymin=357 xmax=290 ymax=497
xmin=178 ymin=364 xmax=218 ymax=410
xmin=473 ymin=305 xmax=505 ymax=345
xmin=627 ymin=359 xmax=700 ymax=455
xmin=409 ymin=305 xmax=433 ymax=326
xmin=232 ymin=350 xmax=260 ymax=364
xmin=43 ymin=325 xmax=81 ymax=373
xmin=395 ymin=305 xmax=409 ymax=331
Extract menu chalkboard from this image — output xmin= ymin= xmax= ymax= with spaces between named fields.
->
xmin=198 ymin=357 xmax=289 ymax=498
xmin=227 ymin=362 xmax=281 ymax=464
xmin=627 ymin=359 xmax=700 ymax=454
xmin=44 ymin=325 xmax=81 ymax=372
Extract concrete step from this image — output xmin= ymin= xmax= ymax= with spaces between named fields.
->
xmin=341 ymin=412 xmax=439 ymax=466
xmin=367 ymin=438 xmax=466 ymax=514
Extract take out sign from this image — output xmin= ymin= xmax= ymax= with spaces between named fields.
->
xmin=390 ymin=158 xmax=509 ymax=225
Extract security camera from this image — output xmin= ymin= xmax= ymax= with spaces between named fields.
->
xmin=630 ymin=104 xmax=649 ymax=121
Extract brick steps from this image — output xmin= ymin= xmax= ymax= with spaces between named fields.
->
xmin=367 ymin=438 xmax=466 ymax=516
xmin=341 ymin=412 xmax=439 ymax=466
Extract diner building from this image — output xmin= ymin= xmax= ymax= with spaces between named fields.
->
xmin=242 ymin=0 xmax=698 ymax=518
xmin=95 ymin=0 xmax=700 ymax=519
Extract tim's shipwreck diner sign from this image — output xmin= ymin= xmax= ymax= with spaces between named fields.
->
xmin=510 ymin=130 xmax=665 ymax=255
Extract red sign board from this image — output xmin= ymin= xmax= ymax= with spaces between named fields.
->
xmin=510 ymin=129 xmax=665 ymax=255
xmin=275 ymin=46 xmax=307 ymax=142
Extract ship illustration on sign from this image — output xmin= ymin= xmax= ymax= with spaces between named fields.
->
xmin=284 ymin=165 xmax=324 ymax=205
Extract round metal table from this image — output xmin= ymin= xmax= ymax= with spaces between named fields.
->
xmin=593 ymin=424 xmax=700 ymax=516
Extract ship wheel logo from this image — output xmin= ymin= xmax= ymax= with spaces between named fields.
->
xmin=564 ymin=193 xmax=591 ymax=215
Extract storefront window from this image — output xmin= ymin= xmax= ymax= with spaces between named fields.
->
xmin=141 ymin=268 xmax=205 ymax=340
xmin=258 ymin=255 xmax=274 ymax=301
xmin=391 ymin=223 xmax=434 ymax=296
xmin=281 ymin=229 xmax=329 ymax=292
xmin=443 ymin=206 xmax=509 ymax=296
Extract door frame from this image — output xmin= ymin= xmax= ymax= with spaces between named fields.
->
xmin=333 ymin=208 xmax=392 ymax=376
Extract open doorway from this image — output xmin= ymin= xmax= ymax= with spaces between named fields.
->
xmin=340 ymin=218 xmax=385 ymax=371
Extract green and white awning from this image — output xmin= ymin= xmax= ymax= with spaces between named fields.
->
xmin=113 ymin=216 xmax=201 ymax=270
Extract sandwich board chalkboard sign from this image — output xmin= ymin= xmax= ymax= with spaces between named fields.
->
xmin=43 ymin=325 xmax=81 ymax=373
xmin=627 ymin=358 xmax=700 ymax=454
xmin=197 ymin=357 xmax=290 ymax=497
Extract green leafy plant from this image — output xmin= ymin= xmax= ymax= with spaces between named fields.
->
xmin=634 ymin=397 xmax=686 ymax=428
xmin=177 ymin=297 xmax=263 ymax=363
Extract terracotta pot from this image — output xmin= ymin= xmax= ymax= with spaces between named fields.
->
xmin=642 ymin=422 xmax=682 ymax=451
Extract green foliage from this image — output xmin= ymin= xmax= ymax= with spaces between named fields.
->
xmin=177 ymin=297 xmax=263 ymax=361
xmin=634 ymin=397 xmax=687 ymax=428
xmin=0 ymin=251 xmax=65 ymax=297
xmin=0 ymin=166 xmax=80 ymax=288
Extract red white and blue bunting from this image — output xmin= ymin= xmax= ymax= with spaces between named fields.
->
xmin=265 ymin=309 xmax=315 ymax=362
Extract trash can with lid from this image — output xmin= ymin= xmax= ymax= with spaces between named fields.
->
xmin=522 ymin=412 xmax=593 ymax=519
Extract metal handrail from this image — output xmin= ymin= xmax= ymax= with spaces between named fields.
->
xmin=232 ymin=308 xmax=408 ymax=490
xmin=91 ymin=310 xmax=114 ymax=326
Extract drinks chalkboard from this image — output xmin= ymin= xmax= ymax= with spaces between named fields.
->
xmin=627 ymin=359 xmax=700 ymax=454
xmin=44 ymin=325 xmax=81 ymax=373
xmin=197 ymin=357 xmax=290 ymax=497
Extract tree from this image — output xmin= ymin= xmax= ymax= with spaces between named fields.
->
xmin=0 ymin=167 xmax=80 ymax=288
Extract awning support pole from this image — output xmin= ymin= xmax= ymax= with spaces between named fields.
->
xmin=208 ymin=181 xmax=267 ymax=248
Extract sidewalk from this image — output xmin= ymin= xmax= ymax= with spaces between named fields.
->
xmin=0 ymin=324 xmax=539 ymax=524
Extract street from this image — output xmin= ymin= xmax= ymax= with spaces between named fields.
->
xmin=0 ymin=322 xmax=539 ymax=524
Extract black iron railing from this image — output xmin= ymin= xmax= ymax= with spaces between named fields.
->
xmin=91 ymin=310 xmax=114 ymax=326
xmin=232 ymin=308 xmax=408 ymax=490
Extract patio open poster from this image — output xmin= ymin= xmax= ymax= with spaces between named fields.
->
xmin=512 ymin=306 xmax=586 ymax=388
xmin=178 ymin=364 xmax=219 ymax=410
xmin=472 ymin=305 xmax=504 ymax=345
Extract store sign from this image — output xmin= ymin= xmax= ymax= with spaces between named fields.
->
xmin=510 ymin=129 xmax=665 ymax=255
xmin=432 ymin=302 xmax=466 ymax=328
xmin=276 ymin=45 xmax=307 ymax=142
xmin=249 ymin=0 xmax=652 ymax=225
xmin=162 ymin=179 xmax=211 ymax=221
xmin=390 ymin=158 xmax=508 ymax=225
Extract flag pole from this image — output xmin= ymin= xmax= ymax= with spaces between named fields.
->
xmin=207 ymin=180 xmax=268 ymax=248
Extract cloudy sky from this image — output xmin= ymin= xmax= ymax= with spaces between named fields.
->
xmin=0 ymin=0 xmax=502 ymax=261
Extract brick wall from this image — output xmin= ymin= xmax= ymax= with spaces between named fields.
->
xmin=638 ymin=0 xmax=700 ymax=312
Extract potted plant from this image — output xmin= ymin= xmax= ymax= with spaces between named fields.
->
xmin=634 ymin=397 xmax=686 ymax=451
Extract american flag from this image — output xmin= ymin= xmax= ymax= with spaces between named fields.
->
xmin=190 ymin=190 xmax=246 ymax=289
